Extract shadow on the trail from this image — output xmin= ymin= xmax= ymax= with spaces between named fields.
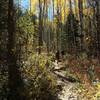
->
xmin=53 ymin=71 xmax=80 ymax=83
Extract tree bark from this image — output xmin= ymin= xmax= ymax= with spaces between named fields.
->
xmin=78 ymin=0 xmax=84 ymax=51
xmin=7 ymin=0 xmax=23 ymax=99
xmin=95 ymin=1 xmax=100 ymax=59
xmin=38 ymin=0 xmax=43 ymax=54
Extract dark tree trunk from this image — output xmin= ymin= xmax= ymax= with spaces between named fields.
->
xmin=38 ymin=0 xmax=43 ymax=54
xmin=7 ymin=0 xmax=24 ymax=99
xmin=78 ymin=0 xmax=84 ymax=51
xmin=95 ymin=1 xmax=100 ymax=60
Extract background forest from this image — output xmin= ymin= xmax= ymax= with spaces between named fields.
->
xmin=0 ymin=0 xmax=100 ymax=100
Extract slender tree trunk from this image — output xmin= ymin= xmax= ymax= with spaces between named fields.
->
xmin=30 ymin=0 xmax=31 ymax=13
xmin=74 ymin=0 xmax=78 ymax=17
xmin=38 ymin=0 xmax=43 ymax=54
xmin=56 ymin=0 xmax=61 ymax=52
xmin=95 ymin=1 xmax=100 ymax=60
xmin=64 ymin=0 xmax=66 ymax=22
xmin=78 ymin=0 xmax=84 ymax=51
xmin=69 ymin=0 xmax=76 ymax=53
xmin=7 ymin=0 xmax=23 ymax=99
xmin=56 ymin=0 xmax=59 ymax=52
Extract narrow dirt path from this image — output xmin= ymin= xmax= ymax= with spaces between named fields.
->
xmin=52 ymin=61 xmax=79 ymax=100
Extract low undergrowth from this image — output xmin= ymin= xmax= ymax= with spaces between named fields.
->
xmin=63 ymin=54 xmax=100 ymax=100
xmin=21 ymin=53 xmax=62 ymax=100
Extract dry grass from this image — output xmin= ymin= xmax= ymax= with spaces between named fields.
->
xmin=65 ymin=56 xmax=100 ymax=85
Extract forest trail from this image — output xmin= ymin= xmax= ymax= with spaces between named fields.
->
xmin=52 ymin=61 xmax=79 ymax=100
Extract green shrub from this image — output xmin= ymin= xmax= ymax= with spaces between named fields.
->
xmin=22 ymin=54 xmax=61 ymax=100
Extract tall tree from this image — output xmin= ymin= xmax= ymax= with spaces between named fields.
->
xmin=65 ymin=12 xmax=79 ymax=54
xmin=0 ymin=0 xmax=8 ymax=65
xmin=7 ymin=0 xmax=23 ymax=99
xmin=95 ymin=0 xmax=100 ymax=59
xmin=78 ymin=0 xmax=84 ymax=51
xmin=38 ymin=0 xmax=43 ymax=54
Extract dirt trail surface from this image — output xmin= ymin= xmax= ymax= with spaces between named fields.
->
xmin=52 ymin=61 xmax=79 ymax=100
